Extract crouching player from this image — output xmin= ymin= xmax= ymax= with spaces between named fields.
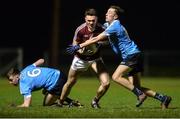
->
xmin=7 ymin=58 xmax=83 ymax=107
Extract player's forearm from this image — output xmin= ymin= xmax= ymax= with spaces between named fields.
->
xmin=72 ymin=39 xmax=76 ymax=45
xmin=17 ymin=97 xmax=32 ymax=107
xmin=79 ymin=33 xmax=106 ymax=48
xmin=34 ymin=59 xmax=45 ymax=66
xmin=79 ymin=37 xmax=97 ymax=48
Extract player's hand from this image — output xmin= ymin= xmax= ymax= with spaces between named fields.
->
xmin=66 ymin=44 xmax=81 ymax=54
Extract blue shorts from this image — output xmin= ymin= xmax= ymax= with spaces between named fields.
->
xmin=47 ymin=72 xmax=67 ymax=96
xmin=120 ymin=53 xmax=144 ymax=76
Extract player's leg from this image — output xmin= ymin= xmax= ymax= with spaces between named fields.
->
xmin=128 ymin=73 xmax=172 ymax=109
xmin=128 ymin=73 xmax=148 ymax=107
xmin=43 ymin=93 xmax=58 ymax=106
xmin=128 ymin=73 xmax=156 ymax=97
xmin=91 ymin=58 xmax=110 ymax=108
xmin=112 ymin=64 xmax=146 ymax=107
xmin=60 ymin=56 xmax=90 ymax=105
xmin=112 ymin=64 xmax=135 ymax=90
xmin=43 ymin=74 xmax=68 ymax=107
xmin=161 ymin=96 xmax=172 ymax=109
xmin=144 ymin=90 xmax=172 ymax=109
xmin=128 ymin=73 xmax=141 ymax=88
xmin=59 ymin=68 xmax=78 ymax=105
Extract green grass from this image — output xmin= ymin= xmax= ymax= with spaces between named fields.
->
xmin=0 ymin=77 xmax=180 ymax=118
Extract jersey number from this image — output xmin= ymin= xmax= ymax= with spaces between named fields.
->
xmin=27 ymin=68 xmax=41 ymax=77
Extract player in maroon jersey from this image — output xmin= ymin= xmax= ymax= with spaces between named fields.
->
xmin=60 ymin=8 xmax=110 ymax=108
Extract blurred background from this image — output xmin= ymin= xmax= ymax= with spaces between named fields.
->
xmin=0 ymin=0 xmax=180 ymax=77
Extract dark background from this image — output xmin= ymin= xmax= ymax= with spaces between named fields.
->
xmin=1 ymin=0 xmax=180 ymax=67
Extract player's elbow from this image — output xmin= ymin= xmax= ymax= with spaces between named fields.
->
xmin=39 ymin=59 xmax=45 ymax=63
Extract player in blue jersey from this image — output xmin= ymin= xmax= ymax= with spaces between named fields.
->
xmin=66 ymin=5 xmax=172 ymax=109
xmin=7 ymin=58 xmax=82 ymax=107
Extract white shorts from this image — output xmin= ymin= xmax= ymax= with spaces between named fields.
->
xmin=71 ymin=56 xmax=103 ymax=71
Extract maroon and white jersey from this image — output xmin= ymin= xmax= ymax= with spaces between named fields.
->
xmin=73 ymin=23 xmax=104 ymax=61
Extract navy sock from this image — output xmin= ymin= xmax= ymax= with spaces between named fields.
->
xmin=132 ymin=87 xmax=143 ymax=96
xmin=65 ymin=97 xmax=73 ymax=103
xmin=154 ymin=93 xmax=166 ymax=102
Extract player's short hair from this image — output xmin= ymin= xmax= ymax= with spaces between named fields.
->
xmin=84 ymin=8 xmax=98 ymax=17
xmin=109 ymin=5 xmax=124 ymax=17
xmin=7 ymin=68 xmax=20 ymax=79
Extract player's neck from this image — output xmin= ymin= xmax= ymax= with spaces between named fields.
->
xmin=88 ymin=27 xmax=95 ymax=32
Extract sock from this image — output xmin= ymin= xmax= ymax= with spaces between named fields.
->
xmin=93 ymin=97 xmax=99 ymax=103
xmin=65 ymin=97 xmax=73 ymax=103
xmin=132 ymin=87 xmax=143 ymax=96
xmin=154 ymin=93 xmax=166 ymax=102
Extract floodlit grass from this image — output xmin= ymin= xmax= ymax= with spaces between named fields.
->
xmin=0 ymin=77 xmax=180 ymax=118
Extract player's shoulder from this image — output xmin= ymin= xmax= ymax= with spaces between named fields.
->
xmin=113 ymin=20 xmax=122 ymax=27
xmin=76 ymin=23 xmax=86 ymax=32
xmin=22 ymin=64 xmax=36 ymax=72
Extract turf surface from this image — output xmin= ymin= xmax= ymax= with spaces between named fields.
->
xmin=0 ymin=77 xmax=179 ymax=118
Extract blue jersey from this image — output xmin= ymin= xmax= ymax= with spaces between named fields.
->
xmin=19 ymin=64 xmax=60 ymax=98
xmin=104 ymin=20 xmax=140 ymax=59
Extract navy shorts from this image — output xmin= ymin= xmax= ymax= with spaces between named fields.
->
xmin=47 ymin=72 xmax=67 ymax=96
xmin=120 ymin=53 xmax=144 ymax=76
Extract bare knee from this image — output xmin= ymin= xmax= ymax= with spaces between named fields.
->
xmin=112 ymin=73 xmax=122 ymax=82
xmin=99 ymin=73 xmax=110 ymax=88
xmin=112 ymin=74 xmax=118 ymax=81
xmin=102 ymin=80 xmax=110 ymax=89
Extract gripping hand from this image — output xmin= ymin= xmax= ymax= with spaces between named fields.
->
xmin=66 ymin=44 xmax=81 ymax=54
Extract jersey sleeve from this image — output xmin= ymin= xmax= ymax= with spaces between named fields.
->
xmin=73 ymin=24 xmax=85 ymax=44
xmin=104 ymin=20 xmax=120 ymax=36
xmin=19 ymin=81 xmax=32 ymax=98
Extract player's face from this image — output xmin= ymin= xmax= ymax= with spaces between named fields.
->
xmin=8 ymin=74 xmax=19 ymax=86
xmin=105 ymin=8 xmax=117 ymax=24
xmin=85 ymin=15 xmax=97 ymax=31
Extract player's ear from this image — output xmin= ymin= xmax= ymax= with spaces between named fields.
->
xmin=114 ymin=14 xmax=118 ymax=20
xmin=85 ymin=16 xmax=87 ymax=21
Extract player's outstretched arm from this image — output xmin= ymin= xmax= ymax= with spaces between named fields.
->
xmin=66 ymin=33 xmax=107 ymax=55
xmin=33 ymin=59 xmax=45 ymax=66
xmin=80 ymin=32 xmax=107 ymax=48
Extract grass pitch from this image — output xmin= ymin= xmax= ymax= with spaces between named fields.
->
xmin=0 ymin=77 xmax=180 ymax=118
